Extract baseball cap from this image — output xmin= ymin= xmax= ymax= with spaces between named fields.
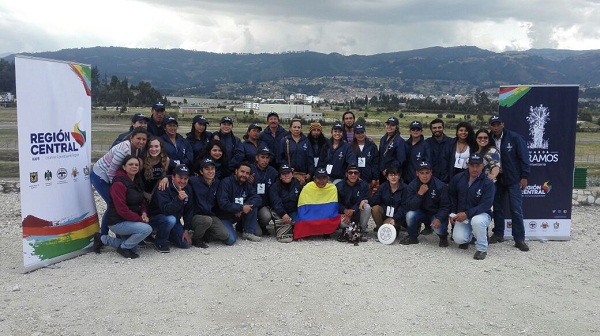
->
xmin=165 ymin=116 xmax=178 ymax=125
xmin=131 ymin=113 xmax=149 ymax=123
xmin=410 ymin=120 xmax=423 ymax=130
xmin=331 ymin=123 xmax=344 ymax=131
xmin=417 ymin=161 xmax=432 ymax=170
xmin=279 ymin=164 xmax=293 ymax=174
xmin=152 ymin=101 xmax=166 ymax=111
xmin=314 ymin=167 xmax=328 ymax=178
xmin=193 ymin=115 xmax=209 ymax=125
xmin=468 ymin=153 xmax=484 ymax=165
xmin=200 ymin=158 xmax=216 ymax=168
xmin=173 ymin=165 xmax=190 ymax=176
xmin=220 ymin=116 xmax=233 ymax=124
xmin=489 ymin=115 xmax=503 ymax=124
xmin=354 ymin=124 xmax=366 ymax=133
xmin=385 ymin=117 xmax=399 ymax=126
xmin=346 ymin=164 xmax=360 ymax=173
xmin=267 ymin=112 xmax=279 ymax=120
xmin=247 ymin=123 xmax=263 ymax=132
xmin=257 ymin=147 xmax=272 ymax=156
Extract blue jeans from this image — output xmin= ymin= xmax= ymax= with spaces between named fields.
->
xmin=493 ymin=183 xmax=525 ymax=241
xmin=91 ymin=170 xmax=110 ymax=235
xmin=452 ymin=213 xmax=491 ymax=252
xmin=221 ymin=207 xmax=259 ymax=244
xmin=102 ymin=221 xmax=152 ymax=251
xmin=406 ymin=210 xmax=448 ymax=238
xmin=149 ymin=215 xmax=190 ymax=248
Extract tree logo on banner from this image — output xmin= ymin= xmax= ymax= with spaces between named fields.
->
xmin=526 ymin=104 xmax=550 ymax=149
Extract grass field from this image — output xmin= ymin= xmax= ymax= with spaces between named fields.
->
xmin=1 ymin=107 xmax=599 ymax=183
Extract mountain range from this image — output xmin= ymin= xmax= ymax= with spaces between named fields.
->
xmin=5 ymin=46 xmax=600 ymax=96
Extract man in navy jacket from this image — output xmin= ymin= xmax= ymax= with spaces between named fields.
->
xmin=336 ymin=165 xmax=370 ymax=241
xmin=488 ymin=115 xmax=531 ymax=252
xmin=148 ymin=165 xmax=194 ymax=253
xmin=448 ymin=154 xmax=495 ymax=260
xmin=401 ymin=161 xmax=451 ymax=247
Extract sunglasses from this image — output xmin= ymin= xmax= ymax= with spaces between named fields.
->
xmin=477 ymin=136 xmax=489 ymax=140
xmin=347 ymin=171 xmax=360 ymax=176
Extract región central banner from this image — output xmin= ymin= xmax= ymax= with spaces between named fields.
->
xmin=16 ymin=56 xmax=99 ymax=272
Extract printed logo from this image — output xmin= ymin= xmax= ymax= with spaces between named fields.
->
xmin=83 ymin=166 xmax=90 ymax=176
xmin=57 ymin=168 xmax=68 ymax=180
xmin=526 ymin=104 xmax=549 ymax=149
xmin=541 ymin=222 xmax=549 ymax=230
xmin=529 ymin=221 xmax=537 ymax=230
xmin=523 ymin=181 xmax=551 ymax=197
xmin=44 ymin=170 xmax=53 ymax=181
xmin=475 ymin=189 xmax=482 ymax=198
xmin=72 ymin=167 xmax=79 ymax=178
xmin=553 ymin=222 xmax=560 ymax=230
xmin=541 ymin=181 xmax=552 ymax=193
xmin=30 ymin=172 xmax=38 ymax=183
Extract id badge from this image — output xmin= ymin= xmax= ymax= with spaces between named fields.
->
xmin=386 ymin=206 xmax=395 ymax=217
xmin=234 ymin=197 xmax=244 ymax=205
xmin=326 ymin=164 xmax=333 ymax=174
xmin=257 ymin=183 xmax=265 ymax=194
xmin=314 ymin=157 xmax=319 ymax=166
xmin=358 ymin=157 xmax=366 ymax=167
xmin=173 ymin=160 xmax=181 ymax=165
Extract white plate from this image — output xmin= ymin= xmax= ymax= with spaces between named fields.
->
xmin=377 ymin=224 xmax=397 ymax=245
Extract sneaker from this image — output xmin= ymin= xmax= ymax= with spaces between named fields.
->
xmin=261 ymin=227 xmax=271 ymax=236
xmin=360 ymin=236 xmax=368 ymax=242
xmin=514 ymin=241 xmax=530 ymax=252
xmin=473 ymin=251 xmax=487 ymax=260
xmin=420 ymin=226 xmax=433 ymax=235
xmin=458 ymin=243 xmax=469 ymax=250
xmin=137 ymin=240 xmax=147 ymax=247
xmin=488 ymin=234 xmax=505 ymax=244
xmin=144 ymin=234 xmax=156 ymax=244
xmin=438 ymin=235 xmax=449 ymax=247
xmin=93 ymin=232 xmax=103 ymax=254
xmin=154 ymin=243 xmax=170 ymax=253
xmin=399 ymin=236 xmax=419 ymax=245
xmin=130 ymin=250 xmax=140 ymax=259
xmin=337 ymin=235 xmax=347 ymax=242
xmin=116 ymin=247 xmax=136 ymax=259
xmin=242 ymin=232 xmax=262 ymax=242
xmin=192 ymin=239 xmax=209 ymax=249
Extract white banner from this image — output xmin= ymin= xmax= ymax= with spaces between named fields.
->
xmin=16 ymin=56 xmax=98 ymax=272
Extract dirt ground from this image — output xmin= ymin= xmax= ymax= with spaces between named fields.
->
xmin=1 ymin=192 xmax=599 ymax=336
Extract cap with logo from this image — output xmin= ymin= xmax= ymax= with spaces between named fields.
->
xmin=193 ymin=115 xmax=209 ymax=125
xmin=489 ymin=115 xmax=503 ymax=124
xmin=468 ymin=153 xmax=484 ymax=165
xmin=247 ymin=123 xmax=263 ymax=132
xmin=173 ymin=165 xmax=190 ymax=176
xmin=279 ymin=164 xmax=293 ymax=174
xmin=257 ymin=147 xmax=272 ymax=156
xmin=331 ymin=123 xmax=344 ymax=131
xmin=201 ymin=158 xmax=216 ymax=168
xmin=131 ymin=113 xmax=150 ymax=123
xmin=220 ymin=116 xmax=233 ymax=124
xmin=410 ymin=120 xmax=423 ymax=130
xmin=152 ymin=101 xmax=166 ymax=111
xmin=314 ymin=167 xmax=329 ymax=178
xmin=417 ymin=161 xmax=432 ymax=170
xmin=385 ymin=117 xmax=399 ymax=126
xmin=165 ymin=117 xmax=178 ymax=125
xmin=354 ymin=124 xmax=366 ymax=133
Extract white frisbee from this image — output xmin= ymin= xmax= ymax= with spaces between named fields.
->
xmin=377 ymin=224 xmax=397 ymax=245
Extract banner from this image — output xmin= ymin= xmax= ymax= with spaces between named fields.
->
xmin=498 ymin=85 xmax=578 ymax=240
xmin=16 ymin=56 xmax=99 ymax=272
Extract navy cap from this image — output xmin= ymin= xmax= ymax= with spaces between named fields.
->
xmin=279 ymin=164 xmax=293 ymax=174
xmin=193 ymin=115 xmax=209 ymax=125
xmin=468 ymin=153 xmax=484 ymax=165
xmin=417 ymin=161 xmax=432 ymax=170
xmin=165 ymin=116 xmax=178 ymax=125
xmin=346 ymin=164 xmax=360 ymax=173
xmin=332 ymin=123 xmax=344 ymax=131
xmin=152 ymin=101 xmax=166 ymax=111
xmin=314 ymin=167 xmax=328 ymax=178
xmin=385 ymin=117 xmax=399 ymax=126
xmin=247 ymin=123 xmax=263 ymax=132
xmin=220 ymin=116 xmax=233 ymax=124
xmin=200 ymin=158 xmax=216 ymax=168
xmin=489 ymin=115 xmax=503 ymax=124
xmin=354 ymin=124 xmax=366 ymax=133
xmin=173 ymin=165 xmax=190 ymax=176
xmin=410 ymin=120 xmax=423 ymax=130
xmin=131 ymin=113 xmax=150 ymax=123
xmin=267 ymin=112 xmax=279 ymax=120
xmin=257 ymin=146 xmax=272 ymax=156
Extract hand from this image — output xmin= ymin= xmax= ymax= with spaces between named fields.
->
xmin=418 ymin=183 xmax=429 ymax=196
xmin=341 ymin=215 xmax=351 ymax=225
xmin=282 ymin=214 xmax=292 ymax=224
xmin=247 ymin=173 xmax=255 ymax=184
xmin=242 ymin=204 xmax=253 ymax=214
xmin=158 ymin=177 xmax=169 ymax=191
xmin=177 ymin=186 xmax=187 ymax=200
xmin=182 ymin=230 xmax=192 ymax=246
xmin=520 ymin=178 xmax=528 ymax=190
xmin=344 ymin=209 xmax=355 ymax=218
xmin=141 ymin=213 xmax=149 ymax=223
xmin=359 ymin=200 xmax=368 ymax=210
xmin=213 ymin=134 xmax=220 ymax=141
xmin=431 ymin=218 xmax=441 ymax=229
xmin=454 ymin=212 xmax=468 ymax=222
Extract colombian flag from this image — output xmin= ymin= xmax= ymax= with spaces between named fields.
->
xmin=294 ymin=181 xmax=341 ymax=239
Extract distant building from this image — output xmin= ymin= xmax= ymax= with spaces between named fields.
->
xmin=256 ymin=104 xmax=323 ymax=119
xmin=179 ymin=105 xmax=210 ymax=114
xmin=290 ymin=93 xmax=322 ymax=104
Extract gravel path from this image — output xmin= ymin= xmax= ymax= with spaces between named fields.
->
xmin=1 ymin=193 xmax=599 ymax=335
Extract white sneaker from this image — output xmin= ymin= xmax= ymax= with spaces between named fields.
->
xmin=242 ymin=232 xmax=262 ymax=242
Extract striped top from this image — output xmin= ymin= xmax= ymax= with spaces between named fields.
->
xmin=92 ymin=141 xmax=134 ymax=183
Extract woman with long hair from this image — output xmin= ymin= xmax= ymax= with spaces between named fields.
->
xmin=319 ymin=122 xmax=357 ymax=185
xmin=141 ymin=136 xmax=170 ymax=201
xmin=278 ymin=119 xmax=314 ymax=184
xmin=197 ymin=140 xmax=231 ymax=180
xmin=474 ymin=129 xmax=501 ymax=182
xmin=450 ymin=121 xmax=477 ymax=177
xmin=350 ymin=124 xmax=379 ymax=190
xmin=186 ymin=115 xmax=213 ymax=161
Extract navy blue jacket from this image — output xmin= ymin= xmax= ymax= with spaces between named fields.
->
xmin=368 ymin=181 xmax=409 ymax=223
xmin=250 ymin=163 xmax=279 ymax=206
xmin=319 ymin=139 xmax=357 ymax=180
xmin=425 ymin=134 xmax=454 ymax=183
xmin=186 ymin=131 xmax=214 ymax=160
xmin=111 ymin=130 xmax=131 ymax=148
xmin=351 ymin=139 xmax=380 ymax=183
xmin=493 ymin=129 xmax=530 ymax=185
xmin=259 ymin=125 xmax=289 ymax=167
xmin=148 ymin=176 xmax=194 ymax=227
xmin=278 ymin=134 xmax=315 ymax=175
xmin=336 ymin=179 xmax=370 ymax=217
xmin=269 ymin=179 xmax=303 ymax=217
xmin=188 ymin=175 xmax=220 ymax=216
xmin=240 ymin=139 xmax=269 ymax=164
xmin=405 ymin=176 xmax=451 ymax=222
xmin=213 ymin=131 xmax=243 ymax=170
xmin=147 ymin=117 xmax=165 ymax=137
xmin=378 ymin=133 xmax=407 ymax=174
xmin=216 ymin=175 xmax=262 ymax=220
xmin=403 ymin=136 xmax=432 ymax=183
xmin=161 ymin=133 xmax=194 ymax=173
xmin=448 ymin=171 xmax=495 ymax=218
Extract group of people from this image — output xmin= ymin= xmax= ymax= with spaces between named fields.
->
xmin=90 ymin=102 xmax=531 ymax=261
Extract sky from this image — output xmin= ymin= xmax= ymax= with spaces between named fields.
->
xmin=2 ymin=0 xmax=600 ymax=57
